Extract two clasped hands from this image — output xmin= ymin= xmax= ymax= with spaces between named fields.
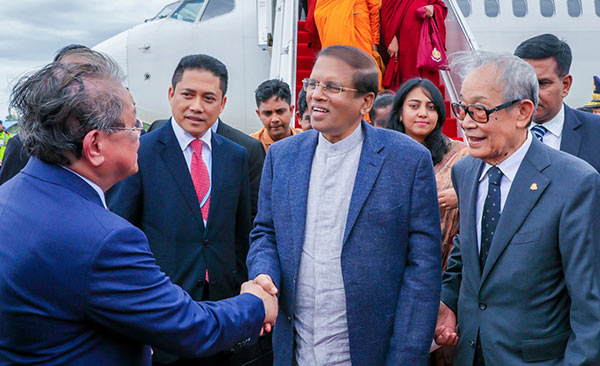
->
xmin=434 ymin=302 xmax=459 ymax=348
xmin=240 ymin=274 xmax=279 ymax=335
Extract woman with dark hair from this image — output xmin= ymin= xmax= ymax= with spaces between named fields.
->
xmin=389 ymin=78 xmax=468 ymax=271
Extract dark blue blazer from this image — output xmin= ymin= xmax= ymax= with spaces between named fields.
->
xmin=107 ymin=119 xmax=251 ymax=303
xmin=0 ymin=158 xmax=264 ymax=365
xmin=561 ymin=104 xmax=600 ymax=172
xmin=443 ymin=138 xmax=600 ymax=365
xmin=247 ymin=121 xmax=442 ymax=366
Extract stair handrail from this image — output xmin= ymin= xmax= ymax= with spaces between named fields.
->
xmin=269 ymin=0 xmax=298 ymax=103
xmin=440 ymin=0 xmax=480 ymax=104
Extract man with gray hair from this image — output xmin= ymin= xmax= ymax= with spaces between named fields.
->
xmin=434 ymin=51 xmax=600 ymax=365
xmin=0 ymin=57 xmax=277 ymax=365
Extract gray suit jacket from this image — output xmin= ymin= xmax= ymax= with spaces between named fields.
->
xmin=442 ymin=137 xmax=600 ymax=365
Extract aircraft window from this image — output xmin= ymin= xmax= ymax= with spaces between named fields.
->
xmin=484 ymin=0 xmax=500 ymax=17
xmin=539 ymin=0 xmax=555 ymax=17
xmin=513 ymin=0 xmax=527 ymax=16
xmin=171 ymin=0 xmax=206 ymax=22
xmin=201 ymin=0 xmax=235 ymax=21
xmin=596 ymin=0 xmax=600 ymax=16
xmin=151 ymin=1 xmax=179 ymax=21
xmin=567 ymin=0 xmax=582 ymax=16
xmin=457 ymin=0 xmax=472 ymax=17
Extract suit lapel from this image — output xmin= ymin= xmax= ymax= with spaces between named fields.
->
xmin=464 ymin=159 xmax=484 ymax=279
xmin=560 ymin=105 xmax=582 ymax=156
xmin=289 ymin=131 xmax=318 ymax=273
xmin=157 ymin=120 xmax=205 ymax=231
xmin=480 ymin=139 xmax=550 ymax=285
xmin=342 ymin=122 xmax=384 ymax=245
xmin=205 ymin=133 xmax=225 ymax=232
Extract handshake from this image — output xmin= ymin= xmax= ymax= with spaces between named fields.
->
xmin=241 ymin=274 xmax=279 ymax=334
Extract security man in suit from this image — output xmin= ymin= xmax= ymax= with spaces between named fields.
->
xmin=108 ymin=54 xmax=269 ymax=365
xmin=515 ymin=33 xmax=600 ymax=172
xmin=435 ymin=51 xmax=600 ymax=365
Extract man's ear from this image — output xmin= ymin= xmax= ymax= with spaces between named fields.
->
xmin=516 ymin=99 xmax=536 ymax=129
xmin=219 ymin=95 xmax=227 ymax=114
xmin=360 ymin=92 xmax=376 ymax=116
xmin=81 ymin=130 xmax=105 ymax=167
xmin=561 ymin=74 xmax=573 ymax=98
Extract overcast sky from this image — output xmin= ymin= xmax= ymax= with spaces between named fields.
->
xmin=0 ymin=0 xmax=169 ymax=119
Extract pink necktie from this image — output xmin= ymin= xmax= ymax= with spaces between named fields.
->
xmin=189 ymin=139 xmax=210 ymax=220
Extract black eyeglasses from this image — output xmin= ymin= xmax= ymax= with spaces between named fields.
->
xmin=109 ymin=119 xmax=144 ymax=136
xmin=302 ymin=78 xmax=358 ymax=95
xmin=451 ymin=100 xmax=521 ymax=123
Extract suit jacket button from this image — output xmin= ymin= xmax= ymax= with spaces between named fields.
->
xmin=203 ymin=239 xmax=209 ymax=247
xmin=479 ymin=303 xmax=487 ymax=310
xmin=470 ymin=340 xmax=476 ymax=348
xmin=287 ymin=316 xmax=291 ymax=321
xmin=197 ymin=279 xmax=205 ymax=287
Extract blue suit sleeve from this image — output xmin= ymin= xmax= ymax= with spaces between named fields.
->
xmin=559 ymin=171 xmax=600 ymax=365
xmin=247 ymin=148 xmax=281 ymax=289
xmin=386 ymin=150 xmax=442 ymax=365
xmin=440 ymin=165 xmax=463 ymax=313
xmin=84 ymin=226 xmax=265 ymax=357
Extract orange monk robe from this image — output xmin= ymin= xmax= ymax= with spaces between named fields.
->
xmin=250 ymin=126 xmax=301 ymax=153
xmin=314 ymin=0 xmax=381 ymax=77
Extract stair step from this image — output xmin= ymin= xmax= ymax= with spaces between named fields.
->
xmin=298 ymin=31 xmax=311 ymax=44
xmin=297 ymin=43 xmax=315 ymax=57
xmin=297 ymin=56 xmax=315 ymax=71
xmin=298 ymin=20 xmax=306 ymax=31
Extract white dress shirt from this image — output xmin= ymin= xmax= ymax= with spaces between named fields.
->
xmin=530 ymin=104 xmax=564 ymax=150
xmin=171 ymin=117 xmax=212 ymax=225
xmin=476 ymin=132 xmax=532 ymax=251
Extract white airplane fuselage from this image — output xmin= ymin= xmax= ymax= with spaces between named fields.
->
xmin=94 ymin=0 xmax=600 ymax=132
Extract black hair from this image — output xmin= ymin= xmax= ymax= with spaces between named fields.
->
xmin=388 ymin=78 xmax=448 ymax=165
xmin=255 ymin=79 xmax=292 ymax=107
xmin=514 ymin=33 xmax=572 ymax=76
xmin=297 ymin=88 xmax=308 ymax=115
xmin=53 ymin=44 xmax=89 ymax=62
xmin=171 ymin=54 xmax=228 ymax=96
xmin=317 ymin=45 xmax=379 ymax=96
xmin=369 ymin=94 xmax=395 ymax=121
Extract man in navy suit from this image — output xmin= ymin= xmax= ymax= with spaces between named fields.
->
xmin=0 ymin=55 xmax=277 ymax=365
xmin=435 ymin=51 xmax=600 ymax=365
xmin=515 ymin=33 xmax=600 ymax=172
xmin=107 ymin=54 xmax=265 ymax=365
xmin=247 ymin=45 xmax=442 ymax=365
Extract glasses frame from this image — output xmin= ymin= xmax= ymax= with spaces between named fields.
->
xmin=451 ymin=99 xmax=521 ymax=123
xmin=302 ymin=78 xmax=358 ymax=96
xmin=109 ymin=119 xmax=144 ymax=135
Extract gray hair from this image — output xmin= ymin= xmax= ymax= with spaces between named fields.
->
xmin=10 ymin=54 xmax=127 ymax=166
xmin=451 ymin=50 xmax=539 ymax=109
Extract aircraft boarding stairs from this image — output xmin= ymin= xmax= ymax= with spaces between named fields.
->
xmin=265 ymin=0 xmax=480 ymax=140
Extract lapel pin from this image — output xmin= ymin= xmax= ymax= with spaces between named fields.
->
xmin=530 ymin=183 xmax=538 ymax=191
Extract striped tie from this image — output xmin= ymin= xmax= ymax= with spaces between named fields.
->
xmin=531 ymin=124 xmax=548 ymax=143
xmin=189 ymin=139 xmax=210 ymax=220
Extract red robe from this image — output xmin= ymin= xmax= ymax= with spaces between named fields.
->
xmin=381 ymin=0 xmax=447 ymax=90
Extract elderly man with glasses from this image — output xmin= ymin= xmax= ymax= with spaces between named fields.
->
xmin=247 ymin=45 xmax=442 ymax=366
xmin=435 ymin=51 xmax=600 ymax=366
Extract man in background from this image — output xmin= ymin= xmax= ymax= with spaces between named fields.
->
xmin=251 ymin=79 xmax=301 ymax=152
xmin=515 ymin=33 xmax=600 ymax=172
xmin=108 ymin=54 xmax=260 ymax=365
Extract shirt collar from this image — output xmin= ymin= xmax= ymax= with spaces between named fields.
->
xmin=531 ymin=103 xmax=564 ymax=138
xmin=479 ymin=131 xmax=532 ymax=183
xmin=317 ymin=122 xmax=363 ymax=156
xmin=171 ymin=117 xmax=212 ymax=152
xmin=61 ymin=166 xmax=107 ymax=209
xmin=211 ymin=119 xmax=220 ymax=133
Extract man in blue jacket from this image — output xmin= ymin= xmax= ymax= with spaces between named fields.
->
xmin=0 ymin=53 xmax=277 ymax=365
xmin=247 ymin=45 xmax=441 ymax=365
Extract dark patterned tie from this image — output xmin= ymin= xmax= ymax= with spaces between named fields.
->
xmin=480 ymin=167 xmax=503 ymax=269
xmin=531 ymin=124 xmax=548 ymax=143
